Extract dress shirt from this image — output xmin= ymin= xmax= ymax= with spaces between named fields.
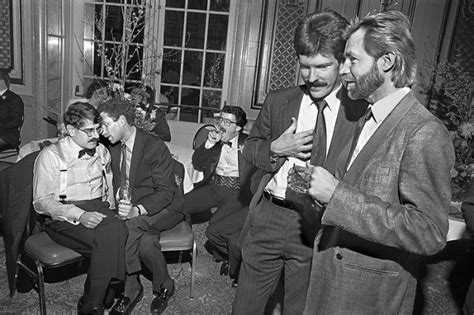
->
xmin=0 ymin=88 xmax=7 ymax=97
xmin=33 ymin=136 xmax=114 ymax=224
xmin=214 ymin=135 xmax=239 ymax=177
xmin=347 ymin=87 xmax=411 ymax=169
xmin=266 ymin=85 xmax=342 ymax=199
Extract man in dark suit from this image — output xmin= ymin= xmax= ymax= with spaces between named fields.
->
xmin=184 ymin=106 xmax=255 ymax=278
xmin=304 ymin=11 xmax=454 ymax=314
xmin=98 ymin=99 xmax=181 ymax=315
xmin=0 ymin=70 xmax=24 ymax=149
xmin=233 ymin=11 xmax=367 ymax=314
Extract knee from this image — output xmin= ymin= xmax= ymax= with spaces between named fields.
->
xmin=139 ymin=234 xmax=160 ymax=254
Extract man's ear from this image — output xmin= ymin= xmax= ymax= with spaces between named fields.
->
xmin=66 ymin=124 xmax=75 ymax=135
xmin=380 ymin=52 xmax=396 ymax=72
xmin=119 ymin=115 xmax=127 ymax=126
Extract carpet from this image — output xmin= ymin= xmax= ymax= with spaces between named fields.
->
xmin=0 ymin=223 xmax=237 ymax=314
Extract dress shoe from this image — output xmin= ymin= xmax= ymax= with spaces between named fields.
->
xmin=220 ymin=260 xmax=229 ymax=276
xmin=78 ymin=304 xmax=104 ymax=315
xmin=231 ymin=279 xmax=238 ymax=288
xmin=150 ymin=282 xmax=175 ymax=314
xmin=109 ymin=284 xmax=144 ymax=315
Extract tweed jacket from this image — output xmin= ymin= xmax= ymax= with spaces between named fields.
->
xmin=304 ymin=91 xmax=455 ymax=314
xmin=0 ymin=89 xmax=24 ymax=147
xmin=192 ymin=132 xmax=256 ymax=205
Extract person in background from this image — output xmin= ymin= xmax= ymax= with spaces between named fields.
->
xmin=98 ymin=98 xmax=180 ymax=315
xmin=0 ymin=70 xmax=24 ymax=149
xmin=130 ymin=85 xmax=171 ymax=142
xmin=304 ymin=11 xmax=454 ymax=314
xmin=33 ymin=102 xmax=127 ymax=314
xmin=184 ymin=106 xmax=255 ymax=280
xmin=234 ymin=11 xmax=367 ymax=314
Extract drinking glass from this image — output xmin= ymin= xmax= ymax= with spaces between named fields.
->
xmin=115 ymin=183 xmax=132 ymax=220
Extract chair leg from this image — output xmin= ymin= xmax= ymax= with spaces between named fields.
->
xmin=190 ymin=239 xmax=197 ymax=299
xmin=12 ymin=253 xmax=22 ymax=298
xmin=34 ymin=260 xmax=47 ymax=315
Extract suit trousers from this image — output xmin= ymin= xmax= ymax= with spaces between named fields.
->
xmin=125 ymin=208 xmax=182 ymax=292
xmin=232 ymin=197 xmax=313 ymax=314
xmin=45 ymin=200 xmax=127 ymax=281
xmin=184 ymin=183 xmax=243 ymax=258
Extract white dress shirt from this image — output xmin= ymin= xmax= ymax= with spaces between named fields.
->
xmin=214 ymin=135 xmax=239 ymax=177
xmin=347 ymin=87 xmax=411 ymax=169
xmin=33 ymin=136 xmax=114 ymax=224
xmin=266 ymin=85 xmax=342 ymax=199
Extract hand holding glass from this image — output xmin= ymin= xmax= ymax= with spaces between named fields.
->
xmin=115 ymin=184 xmax=132 ymax=220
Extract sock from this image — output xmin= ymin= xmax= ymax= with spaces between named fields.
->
xmin=81 ymin=277 xmax=110 ymax=310
xmin=124 ymin=273 xmax=141 ymax=298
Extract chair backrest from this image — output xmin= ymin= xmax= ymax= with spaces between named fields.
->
xmin=192 ymin=124 xmax=216 ymax=150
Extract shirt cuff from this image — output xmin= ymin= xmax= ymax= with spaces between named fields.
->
xmin=204 ymin=140 xmax=216 ymax=149
xmin=137 ymin=204 xmax=148 ymax=216
xmin=67 ymin=205 xmax=86 ymax=224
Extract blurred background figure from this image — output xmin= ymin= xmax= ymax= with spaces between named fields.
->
xmin=0 ymin=70 xmax=24 ymax=150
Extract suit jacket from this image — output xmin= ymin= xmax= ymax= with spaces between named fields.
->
xmin=192 ymin=132 xmax=256 ymax=205
xmin=243 ymin=85 xmax=367 ymax=202
xmin=306 ymin=91 xmax=455 ymax=314
xmin=0 ymin=89 xmax=24 ymax=147
xmin=110 ymin=129 xmax=176 ymax=216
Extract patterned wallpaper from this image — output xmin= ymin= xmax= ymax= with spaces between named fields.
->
xmin=0 ymin=0 xmax=13 ymax=71
xmin=449 ymin=0 xmax=474 ymax=81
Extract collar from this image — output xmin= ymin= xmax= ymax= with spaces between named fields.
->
xmin=122 ymin=126 xmax=137 ymax=151
xmin=65 ymin=136 xmax=85 ymax=157
xmin=301 ymin=84 xmax=342 ymax=113
xmin=0 ymin=88 xmax=8 ymax=96
xmin=370 ymin=87 xmax=411 ymax=123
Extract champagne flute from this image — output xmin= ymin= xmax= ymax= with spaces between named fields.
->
xmin=115 ymin=183 xmax=132 ymax=220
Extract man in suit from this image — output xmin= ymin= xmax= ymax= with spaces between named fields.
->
xmin=304 ymin=11 xmax=455 ymax=314
xmin=0 ymin=70 xmax=24 ymax=149
xmin=98 ymin=99 xmax=181 ymax=315
xmin=233 ymin=11 xmax=367 ymax=314
xmin=184 ymin=106 xmax=255 ymax=278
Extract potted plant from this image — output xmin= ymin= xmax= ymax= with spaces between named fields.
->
xmin=424 ymin=58 xmax=474 ymax=202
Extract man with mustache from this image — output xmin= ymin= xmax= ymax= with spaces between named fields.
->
xmin=233 ymin=11 xmax=367 ymax=314
xmin=33 ymin=102 xmax=127 ymax=314
xmin=304 ymin=11 xmax=454 ymax=314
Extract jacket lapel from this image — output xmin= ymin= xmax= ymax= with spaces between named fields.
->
xmin=129 ymin=130 xmax=144 ymax=189
xmin=343 ymin=91 xmax=417 ymax=186
xmin=110 ymin=143 xmax=121 ymax=193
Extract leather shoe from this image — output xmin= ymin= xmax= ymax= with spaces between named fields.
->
xmin=231 ymin=279 xmax=238 ymax=288
xmin=220 ymin=260 xmax=229 ymax=276
xmin=150 ymin=282 xmax=175 ymax=314
xmin=109 ymin=284 xmax=144 ymax=315
xmin=78 ymin=304 xmax=104 ymax=315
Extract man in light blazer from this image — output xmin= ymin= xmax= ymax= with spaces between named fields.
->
xmin=233 ymin=11 xmax=367 ymax=314
xmin=305 ymin=11 xmax=455 ymax=314
xmin=98 ymin=99 xmax=181 ymax=315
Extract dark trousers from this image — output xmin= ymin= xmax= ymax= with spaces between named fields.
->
xmin=125 ymin=208 xmax=183 ymax=292
xmin=45 ymin=200 xmax=127 ymax=284
xmin=232 ymin=197 xmax=313 ymax=315
xmin=184 ymin=183 xmax=243 ymax=258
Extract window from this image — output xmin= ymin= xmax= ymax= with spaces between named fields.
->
xmin=82 ymin=0 xmax=233 ymax=123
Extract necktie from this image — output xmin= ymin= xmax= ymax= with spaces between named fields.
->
xmin=78 ymin=148 xmax=96 ymax=158
xmin=120 ymin=143 xmax=128 ymax=185
xmin=343 ymin=107 xmax=373 ymax=172
xmin=222 ymin=141 xmax=232 ymax=147
xmin=310 ymin=100 xmax=327 ymax=166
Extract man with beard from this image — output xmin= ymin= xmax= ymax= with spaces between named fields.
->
xmin=304 ymin=11 xmax=454 ymax=314
xmin=33 ymin=102 xmax=127 ymax=314
xmin=233 ymin=11 xmax=367 ymax=314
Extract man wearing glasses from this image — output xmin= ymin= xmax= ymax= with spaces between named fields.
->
xmin=33 ymin=102 xmax=127 ymax=314
xmin=184 ymin=106 xmax=255 ymax=282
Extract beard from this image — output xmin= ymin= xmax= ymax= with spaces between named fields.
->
xmin=347 ymin=62 xmax=384 ymax=100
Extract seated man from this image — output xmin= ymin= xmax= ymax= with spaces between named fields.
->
xmin=130 ymin=85 xmax=171 ymax=142
xmin=33 ymin=102 xmax=127 ymax=314
xmin=184 ymin=106 xmax=255 ymax=275
xmin=98 ymin=98 xmax=182 ymax=315
xmin=0 ymin=70 xmax=24 ymax=149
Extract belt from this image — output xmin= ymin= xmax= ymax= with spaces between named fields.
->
xmin=263 ymin=191 xmax=298 ymax=210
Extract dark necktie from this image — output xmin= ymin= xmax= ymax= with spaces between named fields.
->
xmin=343 ymin=107 xmax=373 ymax=173
xmin=310 ymin=100 xmax=327 ymax=166
xmin=222 ymin=141 xmax=232 ymax=147
xmin=78 ymin=148 xmax=96 ymax=158
xmin=120 ymin=143 xmax=128 ymax=185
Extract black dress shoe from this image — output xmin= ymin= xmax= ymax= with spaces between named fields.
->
xmin=78 ymin=304 xmax=104 ymax=315
xmin=220 ymin=260 xmax=230 ymax=276
xmin=150 ymin=283 xmax=175 ymax=314
xmin=231 ymin=279 xmax=238 ymax=288
xmin=109 ymin=284 xmax=144 ymax=315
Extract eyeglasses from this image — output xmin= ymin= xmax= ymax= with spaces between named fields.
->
xmin=216 ymin=117 xmax=237 ymax=127
xmin=77 ymin=126 xmax=103 ymax=137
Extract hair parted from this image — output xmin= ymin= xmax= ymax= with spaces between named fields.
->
xmin=64 ymin=102 xmax=101 ymax=129
xmin=97 ymin=98 xmax=136 ymax=126
xmin=294 ymin=10 xmax=349 ymax=62
xmin=344 ymin=10 xmax=417 ymax=88
xmin=221 ymin=105 xmax=247 ymax=129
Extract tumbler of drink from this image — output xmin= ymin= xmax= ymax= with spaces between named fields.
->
xmin=115 ymin=183 xmax=132 ymax=220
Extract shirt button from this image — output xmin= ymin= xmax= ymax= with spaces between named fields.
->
xmin=336 ymin=253 xmax=343 ymax=260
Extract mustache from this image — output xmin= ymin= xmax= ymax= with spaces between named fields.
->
xmin=309 ymin=81 xmax=327 ymax=88
xmin=89 ymin=138 xmax=99 ymax=143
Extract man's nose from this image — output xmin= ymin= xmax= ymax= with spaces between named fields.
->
xmin=340 ymin=59 xmax=350 ymax=76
